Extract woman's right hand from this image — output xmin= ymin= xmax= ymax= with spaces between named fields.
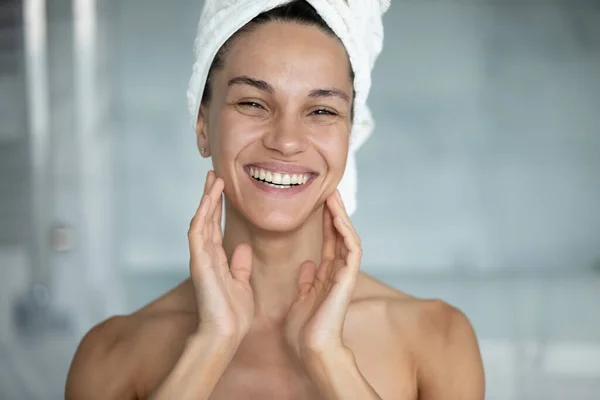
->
xmin=188 ymin=170 xmax=254 ymax=345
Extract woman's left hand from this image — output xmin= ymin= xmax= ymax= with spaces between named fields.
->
xmin=284 ymin=190 xmax=362 ymax=362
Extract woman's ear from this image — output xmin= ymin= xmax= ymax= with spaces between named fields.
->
xmin=195 ymin=104 xmax=211 ymax=157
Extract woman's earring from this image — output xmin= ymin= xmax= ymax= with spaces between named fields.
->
xmin=200 ymin=147 xmax=207 ymax=155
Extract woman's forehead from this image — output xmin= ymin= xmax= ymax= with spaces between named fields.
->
xmin=223 ymin=22 xmax=350 ymax=81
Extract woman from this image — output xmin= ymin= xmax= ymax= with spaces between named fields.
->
xmin=66 ymin=1 xmax=484 ymax=399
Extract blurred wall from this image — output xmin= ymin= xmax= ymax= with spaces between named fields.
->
xmin=0 ymin=2 xmax=598 ymax=398
xmin=109 ymin=0 xmax=600 ymax=276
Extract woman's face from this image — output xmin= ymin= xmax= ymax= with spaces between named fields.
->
xmin=197 ymin=21 xmax=353 ymax=232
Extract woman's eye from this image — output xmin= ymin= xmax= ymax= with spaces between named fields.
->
xmin=312 ymin=109 xmax=337 ymax=116
xmin=238 ymin=101 xmax=264 ymax=109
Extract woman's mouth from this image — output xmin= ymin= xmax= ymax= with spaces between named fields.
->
xmin=247 ymin=166 xmax=313 ymax=189
xmin=249 ymin=167 xmax=311 ymax=188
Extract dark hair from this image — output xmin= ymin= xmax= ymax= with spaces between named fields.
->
xmin=200 ymin=0 xmax=355 ymax=117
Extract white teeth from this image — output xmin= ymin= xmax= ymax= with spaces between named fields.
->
xmin=249 ymin=167 xmax=311 ymax=187
xmin=265 ymin=183 xmax=291 ymax=189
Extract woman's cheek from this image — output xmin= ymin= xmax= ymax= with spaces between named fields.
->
xmin=315 ymin=126 xmax=350 ymax=166
xmin=220 ymin=114 xmax=265 ymax=149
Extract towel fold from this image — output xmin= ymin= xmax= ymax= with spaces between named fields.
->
xmin=188 ymin=0 xmax=390 ymax=215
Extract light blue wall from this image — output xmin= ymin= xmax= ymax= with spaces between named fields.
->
xmin=1 ymin=2 xmax=599 ymax=398
xmin=110 ymin=0 xmax=600 ymax=274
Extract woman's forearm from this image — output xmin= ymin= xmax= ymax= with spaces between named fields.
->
xmin=149 ymin=333 xmax=238 ymax=400
xmin=304 ymin=347 xmax=383 ymax=400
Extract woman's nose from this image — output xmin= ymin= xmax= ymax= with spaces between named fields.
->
xmin=261 ymin=113 xmax=308 ymax=156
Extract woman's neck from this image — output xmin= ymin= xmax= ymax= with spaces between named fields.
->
xmin=222 ymin=203 xmax=324 ymax=328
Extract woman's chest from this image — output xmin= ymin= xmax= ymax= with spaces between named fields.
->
xmin=208 ymin=356 xmax=322 ymax=400
xmin=208 ymin=343 xmax=417 ymax=400
xmin=208 ymin=363 xmax=416 ymax=400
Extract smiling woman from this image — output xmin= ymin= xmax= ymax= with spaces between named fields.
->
xmin=64 ymin=1 xmax=485 ymax=400
xmin=198 ymin=19 xmax=353 ymax=232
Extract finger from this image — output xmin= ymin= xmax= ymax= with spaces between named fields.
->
xmin=210 ymin=206 xmax=225 ymax=269
xmin=297 ymin=260 xmax=317 ymax=297
xmin=321 ymin=207 xmax=336 ymax=262
xmin=206 ymin=177 xmax=224 ymax=215
xmin=212 ymin=244 xmax=229 ymax=275
xmin=332 ymin=190 xmax=353 ymax=231
xmin=203 ymin=170 xmax=215 ymax=197
xmin=209 ymin=178 xmax=225 ymax=244
xmin=333 ymin=216 xmax=362 ymax=273
xmin=316 ymin=258 xmax=332 ymax=284
xmin=315 ymin=262 xmax=356 ymax=338
xmin=326 ymin=196 xmax=351 ymax=261
xmin=327 ymin=192 xmax=361 ymax=247
xmin=333 ymin=215 xmax=360 ymax=254
xmin=197 ymin=170 xmax=215 ymax=237
xmin=316 ymin=210 xmax=334 ymax=283
xmin=204 ymin=177 xmax=224 ymax=240
xmin=230 ymin=243 xmax=253 ymax=284
xmin=333 ymin=260 xmax=351 ymax=284
xmin=211 ymin=178 xmax=224 ymax=238
xmin=326 ymin=263 xmax=356 ymax=312
xmin=188 ymin=195 xmax=211 ymax=256
xmin=190 ymin=170 xmax=215 ymax=233
xmin=335 ymin=189 xmax=346 ymax=211
xmin=326 ymin=192 xmax=346 ymax=225
xmin=211 ymin=190 xmax=224 ymax=244
xmin=336 ymin=227 xmax=344 ymax=261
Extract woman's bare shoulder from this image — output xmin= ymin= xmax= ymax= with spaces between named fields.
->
xmin=351 ymin=272 xmax=477 ymax=354
xmin=352 ymin=272 xmax=471 ymax=330
xmin=350 ymin=273 xmax=484 ymax=397
xmin=65 ymin=280 xmax=197 ymax=400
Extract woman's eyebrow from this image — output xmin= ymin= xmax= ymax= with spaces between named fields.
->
xmin=228 ymin=76 xmax=274 ymax=93
xmin=308 ymin=88 xmax=350 ymax=103
xmin=227 ymin=76 xmax=349 ymax=103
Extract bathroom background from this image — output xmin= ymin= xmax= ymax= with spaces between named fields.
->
xmin=0 ymin=0 xmax=599 ymax=398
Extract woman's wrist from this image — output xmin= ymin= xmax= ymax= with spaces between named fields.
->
xmin=188 ymin=329 xmax=241 ymax=359
xmin=302 ymin=346 xmax=382 ymax=400
xmin=300 ymin=341 xmax=351 ymax=366
xmin=301 ymin=343 xmax=354 ymax=378
xmin=150 ymin=330 xmax=240 ymax=399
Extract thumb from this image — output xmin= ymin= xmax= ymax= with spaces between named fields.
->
xmin=230 ymin=243 xmax=253 ymax=284
xmin=297 ymin=261 xmax=317 ymax=297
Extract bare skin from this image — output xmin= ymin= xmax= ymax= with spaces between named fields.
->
xmin=66 ymin=273 xmax=482 ymax=400
xmin=65 ymin=21 xmax=484 ymax=400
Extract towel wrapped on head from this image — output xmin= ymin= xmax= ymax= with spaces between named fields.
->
xmin=187 ymin=0 xmax=390 ymax=216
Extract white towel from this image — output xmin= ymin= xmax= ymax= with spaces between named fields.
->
xmin=187 ymin=0 xmax=390 ymax=216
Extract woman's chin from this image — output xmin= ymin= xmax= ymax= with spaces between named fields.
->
xmin=246 ymin=208 xmax=311 ymax=233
